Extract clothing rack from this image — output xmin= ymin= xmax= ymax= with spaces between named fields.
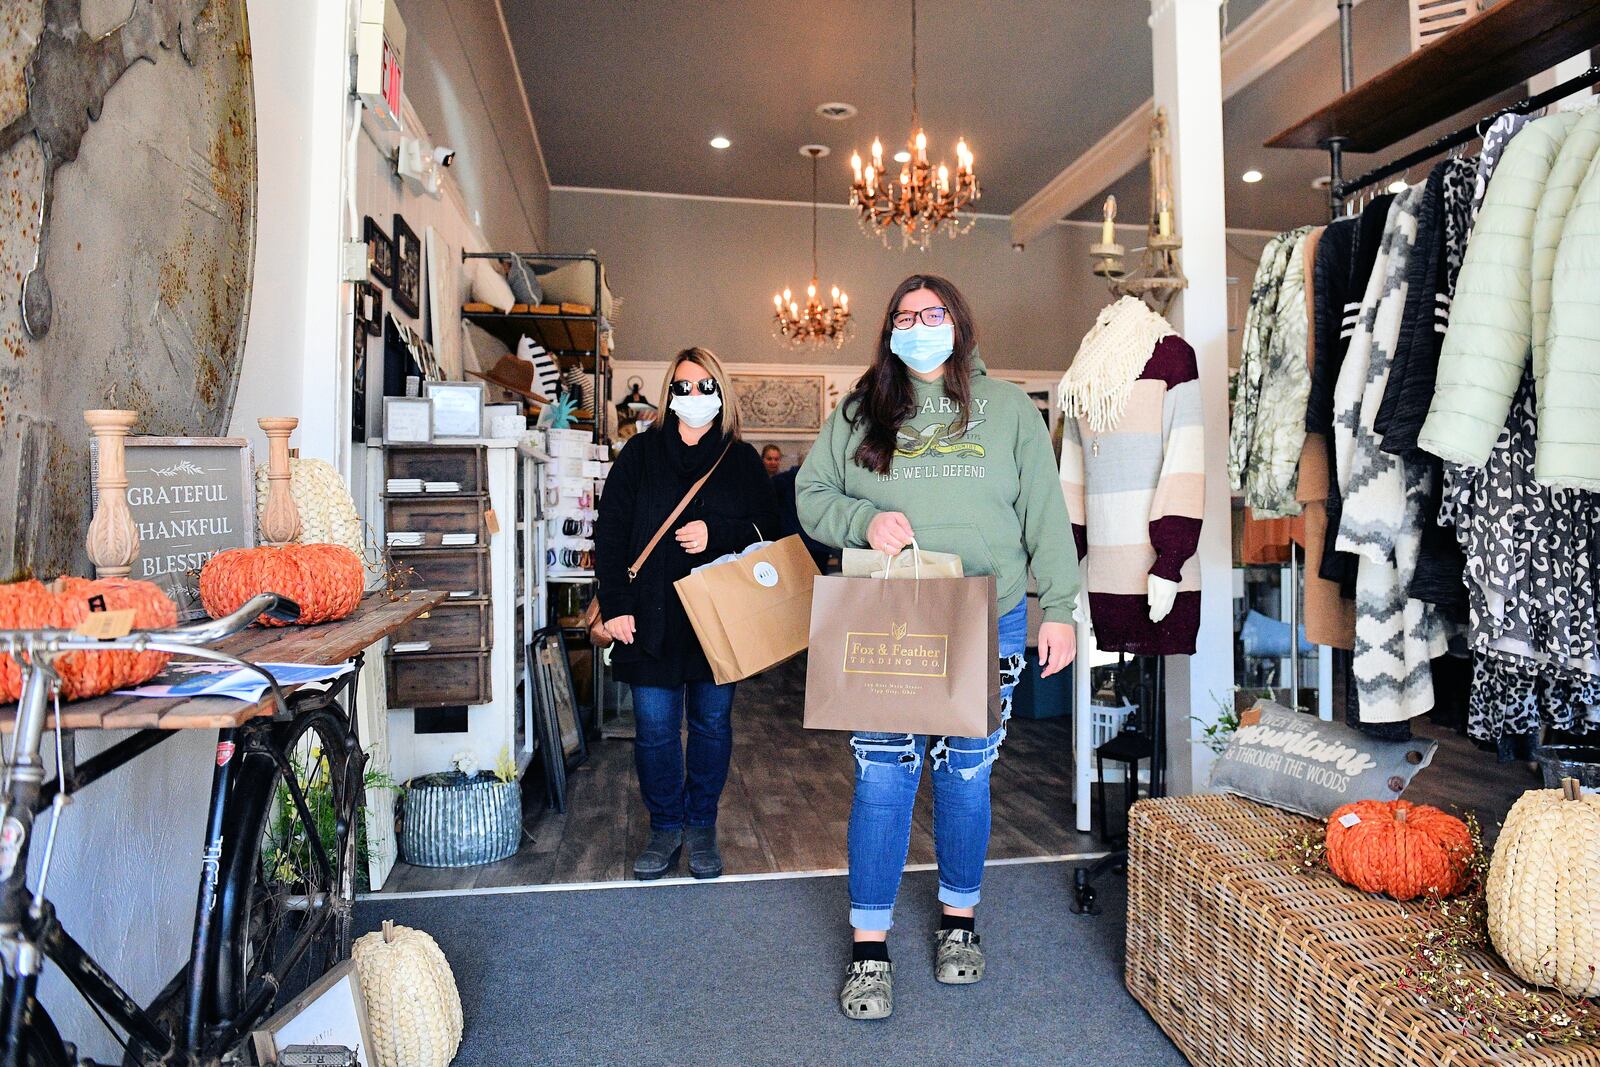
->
xmin=1330 ymin=63 xmax=1600 ymax=209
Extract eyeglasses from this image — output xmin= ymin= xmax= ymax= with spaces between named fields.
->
xmin=669 ymin=378 xmax=720 ymax=397
xmin=891 ymin=306 xmax=950 ymax=330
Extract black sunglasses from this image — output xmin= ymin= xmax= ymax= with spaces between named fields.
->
xmin=669 ymin=379 xmax=720 ymax=397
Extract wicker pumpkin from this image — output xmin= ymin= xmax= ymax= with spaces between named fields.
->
xmin=1324 ymin=798 xmax=1471 ymax=901
xmin=352 ymin=920 xmax=463 ymax=1067
xmin=199 ymin=544 xmax=364 ymax=627
xmin=0 ymin=577 xmax=176 ymax=702
xmin=1487 ymin=782 xmax=1600 ymax=996
xmin=253 ymin=457 xmax=365 ymax=557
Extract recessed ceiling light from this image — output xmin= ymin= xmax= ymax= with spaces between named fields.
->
xmin=816 ymin=102 xmax=858 ymax=121
xmin=709 ymin=135 xmax=731 ymax=150
xmin=1386 ymin=178 xmax=1408 ymax=193
xmin=894 ymin=150 xmax=912 ymax=163
xmin=1241 ymin=168 xmax=1263 ymax=183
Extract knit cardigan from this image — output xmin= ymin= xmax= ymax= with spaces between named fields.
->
xmin=1060 ymin=333 xmax=1204 ymax=655
xmin=1333 ymin=185 xmax=1455 ymax=724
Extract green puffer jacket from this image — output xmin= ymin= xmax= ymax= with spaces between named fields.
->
xmin=1418 ymin=111 xmax=1581 ymax=466
xmin=1541 ymin=129 xmax=1600 ymax=490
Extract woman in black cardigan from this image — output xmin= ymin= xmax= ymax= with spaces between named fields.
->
xmin=594 ymin=347 xmax=778 ymax=881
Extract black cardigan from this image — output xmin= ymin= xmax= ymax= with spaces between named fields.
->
xmin=593 ymin=424 xmax=779 ymax=688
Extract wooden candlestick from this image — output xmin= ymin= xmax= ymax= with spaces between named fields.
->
xmin=258 ymin=417 xmax=301 ymax=545
xmin=84 ymin=409 xmax=141 ymax=578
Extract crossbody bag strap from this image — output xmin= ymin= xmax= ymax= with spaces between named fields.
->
xmin=627 ymin=438 xmax=734 ymax=581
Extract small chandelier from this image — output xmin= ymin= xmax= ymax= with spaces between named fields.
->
xmin=774 ymin=146 xmax=852 ymax=349
xmin=849 ymin=0 xmax=980 ymax=249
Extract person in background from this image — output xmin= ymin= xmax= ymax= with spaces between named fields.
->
xmin=772 ymin=452 xmax=832 ymax=573
xmin=798 ymin=274 xmax=1079 ymax=1020
xmin=761 ymin=443 xmax=784 ymax=477
xmin=593 ymin=347 xmax=778 ymax=881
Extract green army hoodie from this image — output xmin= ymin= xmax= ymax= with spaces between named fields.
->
xmin=796 ymin=354 xmax=1080 ymax=623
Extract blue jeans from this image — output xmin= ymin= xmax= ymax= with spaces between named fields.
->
xmin=847 ymin=600 xmax=1029 ymax=931
xmin=632 ymin=681 xmax=736 ymax=831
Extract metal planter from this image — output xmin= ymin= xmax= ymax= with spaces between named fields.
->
xmin=400 ymin=777 xmax=522 ymax=867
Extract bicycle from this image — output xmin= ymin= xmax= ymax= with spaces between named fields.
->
xmin=0 ymin=593 xmax=369 ymax=1066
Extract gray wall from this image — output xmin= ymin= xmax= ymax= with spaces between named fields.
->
xmin=398 ymin=0 xmax=550 ymax=249
xmin=551 ymin=189 xmax=1268 ymax=372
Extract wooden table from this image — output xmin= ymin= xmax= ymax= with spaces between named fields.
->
xmin=0 ymin=591 xmax=446 ymax=733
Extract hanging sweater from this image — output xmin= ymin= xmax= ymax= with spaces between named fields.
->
xmin=1059 ymin=331 xmax=1204 ymax=656
xmin=796 ymin=354 xmax=1080 ymax=623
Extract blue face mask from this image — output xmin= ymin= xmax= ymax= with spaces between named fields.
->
xmin=890 ymin=322 xmax=955 ymax=374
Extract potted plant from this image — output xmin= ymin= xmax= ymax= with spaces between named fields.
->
xmin=399 ymin=749 xmax=522 ymax=868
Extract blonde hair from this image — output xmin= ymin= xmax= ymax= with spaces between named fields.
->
xmin=660 ymin=346 xmax=741 ymax=439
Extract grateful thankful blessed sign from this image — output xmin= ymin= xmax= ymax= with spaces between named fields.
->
xmin=91 ymin=437 xmax=257 ymax=619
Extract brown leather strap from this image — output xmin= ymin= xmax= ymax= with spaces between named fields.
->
xmin=627 ymin=438 xmax=733 ymax=581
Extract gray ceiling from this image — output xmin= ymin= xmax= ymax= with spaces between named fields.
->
xmin=508 ymin=0 xmax=1527 ymax=234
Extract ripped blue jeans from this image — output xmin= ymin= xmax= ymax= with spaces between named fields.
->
xmin=847 ymin=600 xmax=1028 ymax=932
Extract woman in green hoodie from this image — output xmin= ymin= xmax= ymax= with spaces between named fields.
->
xmin=798 ymin=274 xmax=1080 ymax=1020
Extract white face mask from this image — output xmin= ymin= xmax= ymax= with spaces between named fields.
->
xmin=670 ymin=392 xmax=722 ymax=428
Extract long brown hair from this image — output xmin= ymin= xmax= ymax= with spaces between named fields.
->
xmin=844 ymin=274 xmax=978 ymax=474
xmin=658 ymin=346 xmax=741 ymax=439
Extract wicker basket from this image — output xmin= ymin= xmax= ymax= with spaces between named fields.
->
xmin=1125 ymin=794 xmax=1600 ymax=1067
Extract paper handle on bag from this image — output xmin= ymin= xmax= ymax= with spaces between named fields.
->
xmin=875 ymin=538 xmax=923 ymax=586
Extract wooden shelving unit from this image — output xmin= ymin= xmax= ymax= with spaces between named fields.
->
xmin=1267 ymin=0 xmax=1600 ymax=152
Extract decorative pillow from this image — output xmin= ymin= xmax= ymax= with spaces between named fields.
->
xmin=539 ymin=256 xmax=614 ymax=319
xmin=469 ymin=259 xmax=515 ymax=313
xmin=563 ymin=364 xmax=595 ymax=414
xmin=517 ymin=336 xmax=561 ymax=398
xmin=506 ymin=255 xmax=543 ymax=306
xmin=1208 ymin=700 xmax=1437 ymax=818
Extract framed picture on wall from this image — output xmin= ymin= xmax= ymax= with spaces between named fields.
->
xmin=363 ymin=216 xmax=393 ymax=288
xmin=351 ymin=315 xmax=368 ymax=442
xmin=729 ymin=373 xmax=827 ymax=433
xmin=392 ymin=213 xmax=421 ymax=317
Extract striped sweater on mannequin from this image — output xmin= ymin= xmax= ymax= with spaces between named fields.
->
xmin=1059 ymin=298 xmax=1205 ymax=655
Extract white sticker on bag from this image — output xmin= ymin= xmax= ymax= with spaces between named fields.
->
xmin=1337 ymin=812 xmax=1362 ymax=828
xmin=752 ymin=562 xmax=779 ymax=588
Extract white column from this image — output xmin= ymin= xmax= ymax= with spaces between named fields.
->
xmin=1150 ymin=0 xmax=1232 ymax=795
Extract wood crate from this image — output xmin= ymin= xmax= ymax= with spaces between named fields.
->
xmin=1125 ymin=794 xmax=1600 ymax=1067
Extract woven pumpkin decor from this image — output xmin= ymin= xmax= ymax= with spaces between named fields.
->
xmin=0 ymin=577 xmax=176 ymax=702
xmin=352 ymin=920 xmax=463 ymax=1067
xmin=1486 ymin=781 xmax=1600 ymax=997
xmin=199 ymin=544 xmax=364 ymax=627
xmin=253 ymin=457 xmax=366 ymax=557
xmin=1324 ymin=798 xmax=1471 ymax=901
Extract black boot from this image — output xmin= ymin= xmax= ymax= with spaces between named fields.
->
xmin=633 ymin=829 xmax=682 ymax=880
xmin=684 ymin=826 xmax=723 ymax=880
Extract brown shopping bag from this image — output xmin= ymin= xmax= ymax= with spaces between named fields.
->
xmin=803 ymin=571 xmax=1000 ymax=738
xmin=674 ymin=535 xmax=821 ymax=685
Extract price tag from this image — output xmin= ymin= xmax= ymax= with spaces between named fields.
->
xmin=1337 ymin=812 xmax=1362 ymax=828
xmin=484 ymin=509 xmax=501 ymax=536
xmin=1239 ymin=706 xmax=1262 ymax=727
xmin=75 ymin=608 xmax=136 ymax=640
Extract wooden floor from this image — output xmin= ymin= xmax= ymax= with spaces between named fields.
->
xmin=377 ymin=656 xmax=1101 ymax=893
xmin=375 ymin=663 xmax=1539 ymax=893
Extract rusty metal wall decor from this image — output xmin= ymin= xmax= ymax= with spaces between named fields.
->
xmin=0 ymin=0 xmax=257 ymax=580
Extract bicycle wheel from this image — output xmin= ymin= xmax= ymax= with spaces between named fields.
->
xmin=215 ymin=708 xmax=364 ymax=1025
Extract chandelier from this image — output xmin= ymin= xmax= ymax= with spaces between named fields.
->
xmin=849 ymin=0 xmax=980 ymax=249
xmin=774 ymin=146 xmax=852 ymax=348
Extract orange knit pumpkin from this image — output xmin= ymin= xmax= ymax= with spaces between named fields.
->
xmin=1325 ymin=798 xmax=1471 ymax=901
xmin=0 ymin=577 xmax=177 ymax=703
xmin=200 ymin=544 xmax=365 ymax=627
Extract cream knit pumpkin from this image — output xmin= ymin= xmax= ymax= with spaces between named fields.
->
xmin=254 ymin=457 xmax=366 ymax=559
xmin=352 ymin=921 xmax=464 ymax=1067
xmin=1485 ymin=784 xmax=1600 ymax=997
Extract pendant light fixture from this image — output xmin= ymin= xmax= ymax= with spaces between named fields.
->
xmin=849 ymin=0 xmax=980 ymax=249
xmin=774 ymin=145 xmax=853 ymax=349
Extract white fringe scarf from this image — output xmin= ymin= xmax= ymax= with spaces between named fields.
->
xmin=1058 ymin=296 xmax=1177 ymax=433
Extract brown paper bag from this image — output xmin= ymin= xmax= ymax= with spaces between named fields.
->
xmin=803 ymin=573 xmax=999 ymax=738
xmin=839 ymin=545 xmax=965 ymax=579
xmin=674 ymin=535 xmax=821 ymax=685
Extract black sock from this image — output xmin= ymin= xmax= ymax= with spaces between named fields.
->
xmin=940 ymin=915 xmax=975 ymax=933
xmin=852 ymin=940 xmax=890 ymax=964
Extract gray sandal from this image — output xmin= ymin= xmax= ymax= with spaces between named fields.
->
xmin=839 ymin=960 xmax=893 ymax=1020
xmin=934 ymin=928 xmax=985 ymax=984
